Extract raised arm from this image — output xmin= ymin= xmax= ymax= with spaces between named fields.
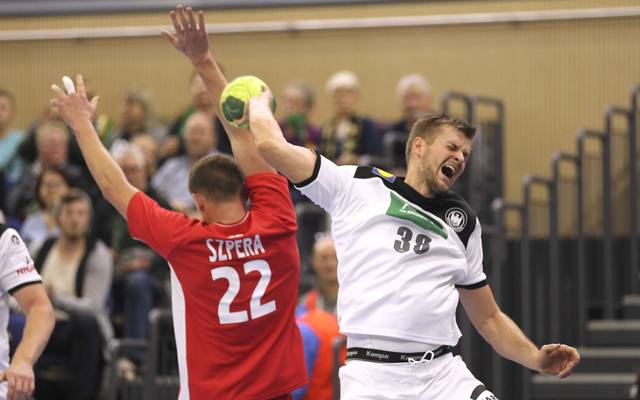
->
xmin=459 ymin=285 xmax=580 ymax=378
xmin=247 ymin=93 xmax=317 ymax=184
xmin=161 ymin=5 xmax=273 ymax=177
xmin=50 ymin=76 xmax=139 ymax=218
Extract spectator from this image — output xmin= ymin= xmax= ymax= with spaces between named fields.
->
xmin=383 ymin=74 xmax=435 ymax=172
xmin=0 ymin=214 xmax=55 ymax=400
xmin=151 ymin=111 xmax=219 ymax=213
xmin=130 ymin=133 xmax=160 ymax=176
xmin=20 ymin=167 xmax=71 ymax=246
xmin=93 ymin=143 xmax=169 ymax=368
xmin=0 ymin=90 xmax=24 ymax=176
xmin=6 ymin=121 xmax=86 ymax=222
xmin=295 ymin=234 xmax=342 ymax=400
xmin=320 ymin=71 xmax=381 ymax=165
xmin=160 ymin=72 xmax=230 ymax=161
xmin=279 ymin=82 xmax=321 ymax=149
xmin=113 ymin=89 xmax=167 ymax=144
xmin=32 ymin=189 xmax=113 ymax=400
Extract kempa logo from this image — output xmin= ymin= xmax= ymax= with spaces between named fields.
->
xmin=365 ymin=350 xmax=390 ymax=361
xmin=445 ymin=207 xmax=467 ymax=232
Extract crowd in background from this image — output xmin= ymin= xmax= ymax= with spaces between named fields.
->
xmin=0 ymin=70 xmax=434 ymax=399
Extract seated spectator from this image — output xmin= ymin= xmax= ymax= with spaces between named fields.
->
xmin=130 ymin=133 xmax=161 ymax=177
xmin=279 ymin=82 xmax=321 ymax=149
xmin=113 ymin=88 xmax=167 ymax=144
xmin=31 ymin=189 xmax=113 ymax=400
xmin=296 ymin=234 xmax=342 ymax=400
xmin=160 ymin=72 xmax=230 ymax=162
xmin=0 ymin=89 xmax=25 ymax=181
xmin=320 ymin=71 xmax=381 ymax=165
xmin=93 ymin=143 xmax=169 ymax=359
xmin=152 ymin=111 xmax=219 ymax=213
xmin=6 ymin=121 xmax=87 ymax=222
xmin=383 ymin=74 xmax=435 ymax=172
xmin=20 ymin=167 xmax=71 ymax=246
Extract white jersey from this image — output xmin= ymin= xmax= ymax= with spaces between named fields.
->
xmin=0 ymin=225 xmax=42 ymax=398
xmin=296 ymin=155 xmax=486 ymax=346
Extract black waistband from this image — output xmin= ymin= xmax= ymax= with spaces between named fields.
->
xmin=345 ymin=345 xmax=453 ymax=363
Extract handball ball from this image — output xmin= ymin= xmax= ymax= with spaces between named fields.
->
xmin=220 ymin=76 xmax=276 ymax=128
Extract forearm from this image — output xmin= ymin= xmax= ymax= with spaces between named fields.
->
xmin=252 ymin=118 xmax=316 ymax=183
xmin=477 ymin=310 xmax=540 ymax=370
xmin=72 ymin=119 xmax=137 ymax=215
xmin=13 ymin=303 xmax=54 ymax=365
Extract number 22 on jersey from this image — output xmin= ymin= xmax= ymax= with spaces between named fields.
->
xmin=211 ymin=260 xmax=276 ymax=325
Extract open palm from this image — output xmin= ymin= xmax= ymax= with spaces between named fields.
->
xmin=161 ymin=5 xmax=209 ymax=61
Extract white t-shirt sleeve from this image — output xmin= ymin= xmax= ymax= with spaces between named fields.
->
xmin=0 ymin=229 xmax=42 ymax=294
xmin=456 ymin=219 xmax=487 ymax=288
xmin=295 ymin=154 xmax=359 ymax=217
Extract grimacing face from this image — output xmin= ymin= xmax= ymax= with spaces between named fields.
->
xmin=58 ymin=200 xmax=91 ymax=240
xmin=414 ymin=126 xmax=471 ymax=195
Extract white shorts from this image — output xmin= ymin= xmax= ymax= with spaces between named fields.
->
xmin=339 ymin=353 xmax=498 ymax=400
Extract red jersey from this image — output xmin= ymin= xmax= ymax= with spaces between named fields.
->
xmin=127 ymin=172 xmax=307 ymax=400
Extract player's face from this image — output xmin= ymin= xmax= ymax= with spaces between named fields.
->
xmin=58 ymin=200 xmax=91 ymax=240
xmin=312 ymin=239 xmax=338 ymax=285
xmin=420 ymin=127 xmax=471 ymax=194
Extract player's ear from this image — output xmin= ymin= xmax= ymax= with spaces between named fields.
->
xmin=192 ymin=192 xmax=206 ymax=214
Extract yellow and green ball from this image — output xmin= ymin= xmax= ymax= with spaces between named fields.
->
xmin=220 ymin=76 xmax=276 ymax=128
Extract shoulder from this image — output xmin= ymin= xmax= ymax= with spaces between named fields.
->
xmin=431 ymin=191 xmax=478 ymax=247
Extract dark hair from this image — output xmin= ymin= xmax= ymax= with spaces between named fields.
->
xmin=54 ymin=188 xmax=93 ymax=221
xmin=188 ymin=154 xmax=245 ymax=202
xmin=405 ymin=114 xmax=475 ymax=161
xmin=35 ymin=166 xmax=72 ymax=209
xmin=0 ymin=89 xmax=16 ymax=107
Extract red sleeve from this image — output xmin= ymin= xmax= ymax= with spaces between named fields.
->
xmin=245 ymin=172 xmax=297 ymax=232
xmin=126 ymin=192 xmax=193 ymax=259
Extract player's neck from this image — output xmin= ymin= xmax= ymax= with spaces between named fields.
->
xmin=202 ymin=200 xmax=247 ymax=225
xmin=404 ymin=168 xmax=433 ymax=198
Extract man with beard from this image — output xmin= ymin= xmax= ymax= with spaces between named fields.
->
xmin=31 ymin=189 xmax=112 ymax=400
xmin=247 ymin=97 xmax=581 ymax=399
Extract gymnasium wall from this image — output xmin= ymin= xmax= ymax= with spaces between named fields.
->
xmin=1 ymin=0 xmax=639 ymax=206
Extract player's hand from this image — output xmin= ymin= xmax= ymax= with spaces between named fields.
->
xmin=50 ymin=75 xmax=99 ymax=131
xmin=535 ymin=344 xmax=580 ymax=379
xmin=247 ymin=91 xmax=275 ymax=129
xmin=0 ymin=358 xmax=36 ymax=400
xmin=162 ymin=5 xmax=210 ymax=64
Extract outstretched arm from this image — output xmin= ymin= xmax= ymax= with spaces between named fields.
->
xmin=50 ymin=76 xmax=138 ymax=217
xmin=459 ymin=285 xmax=580 ymax=378
xmin=247 ymin=93 xmax=317 ymax=184
xmin=162 ymin=5 xmax=273 ymax=177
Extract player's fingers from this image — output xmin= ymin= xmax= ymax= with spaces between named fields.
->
xmin=76 ymin=74 xmax=86 ymax=97
xmin=187 ymin=7 xmax=197 ymax=31
xmin=160 ymin=30 xmax=179 ymax=46
xmin=558 ymin=358 xmax=578 ymax=379
xmin=177 ymin=5 xmax=190 ymax=30
xmin=7 ymin=375 xmax=15 ymax=400
xmin=542 ymin=343 xmax=561 ymax=354
xmin=0 ymin=371 xmax=5 ymax=382
xmin=169 ymin=10 xmax=183 ymax=34
xmin=90 ymin=95 xmax=100 ymax=109
xmin=51 ymin=84 xmax=66 ymax=100
xmin=198 ymin=11 xmax=206 ymax=33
